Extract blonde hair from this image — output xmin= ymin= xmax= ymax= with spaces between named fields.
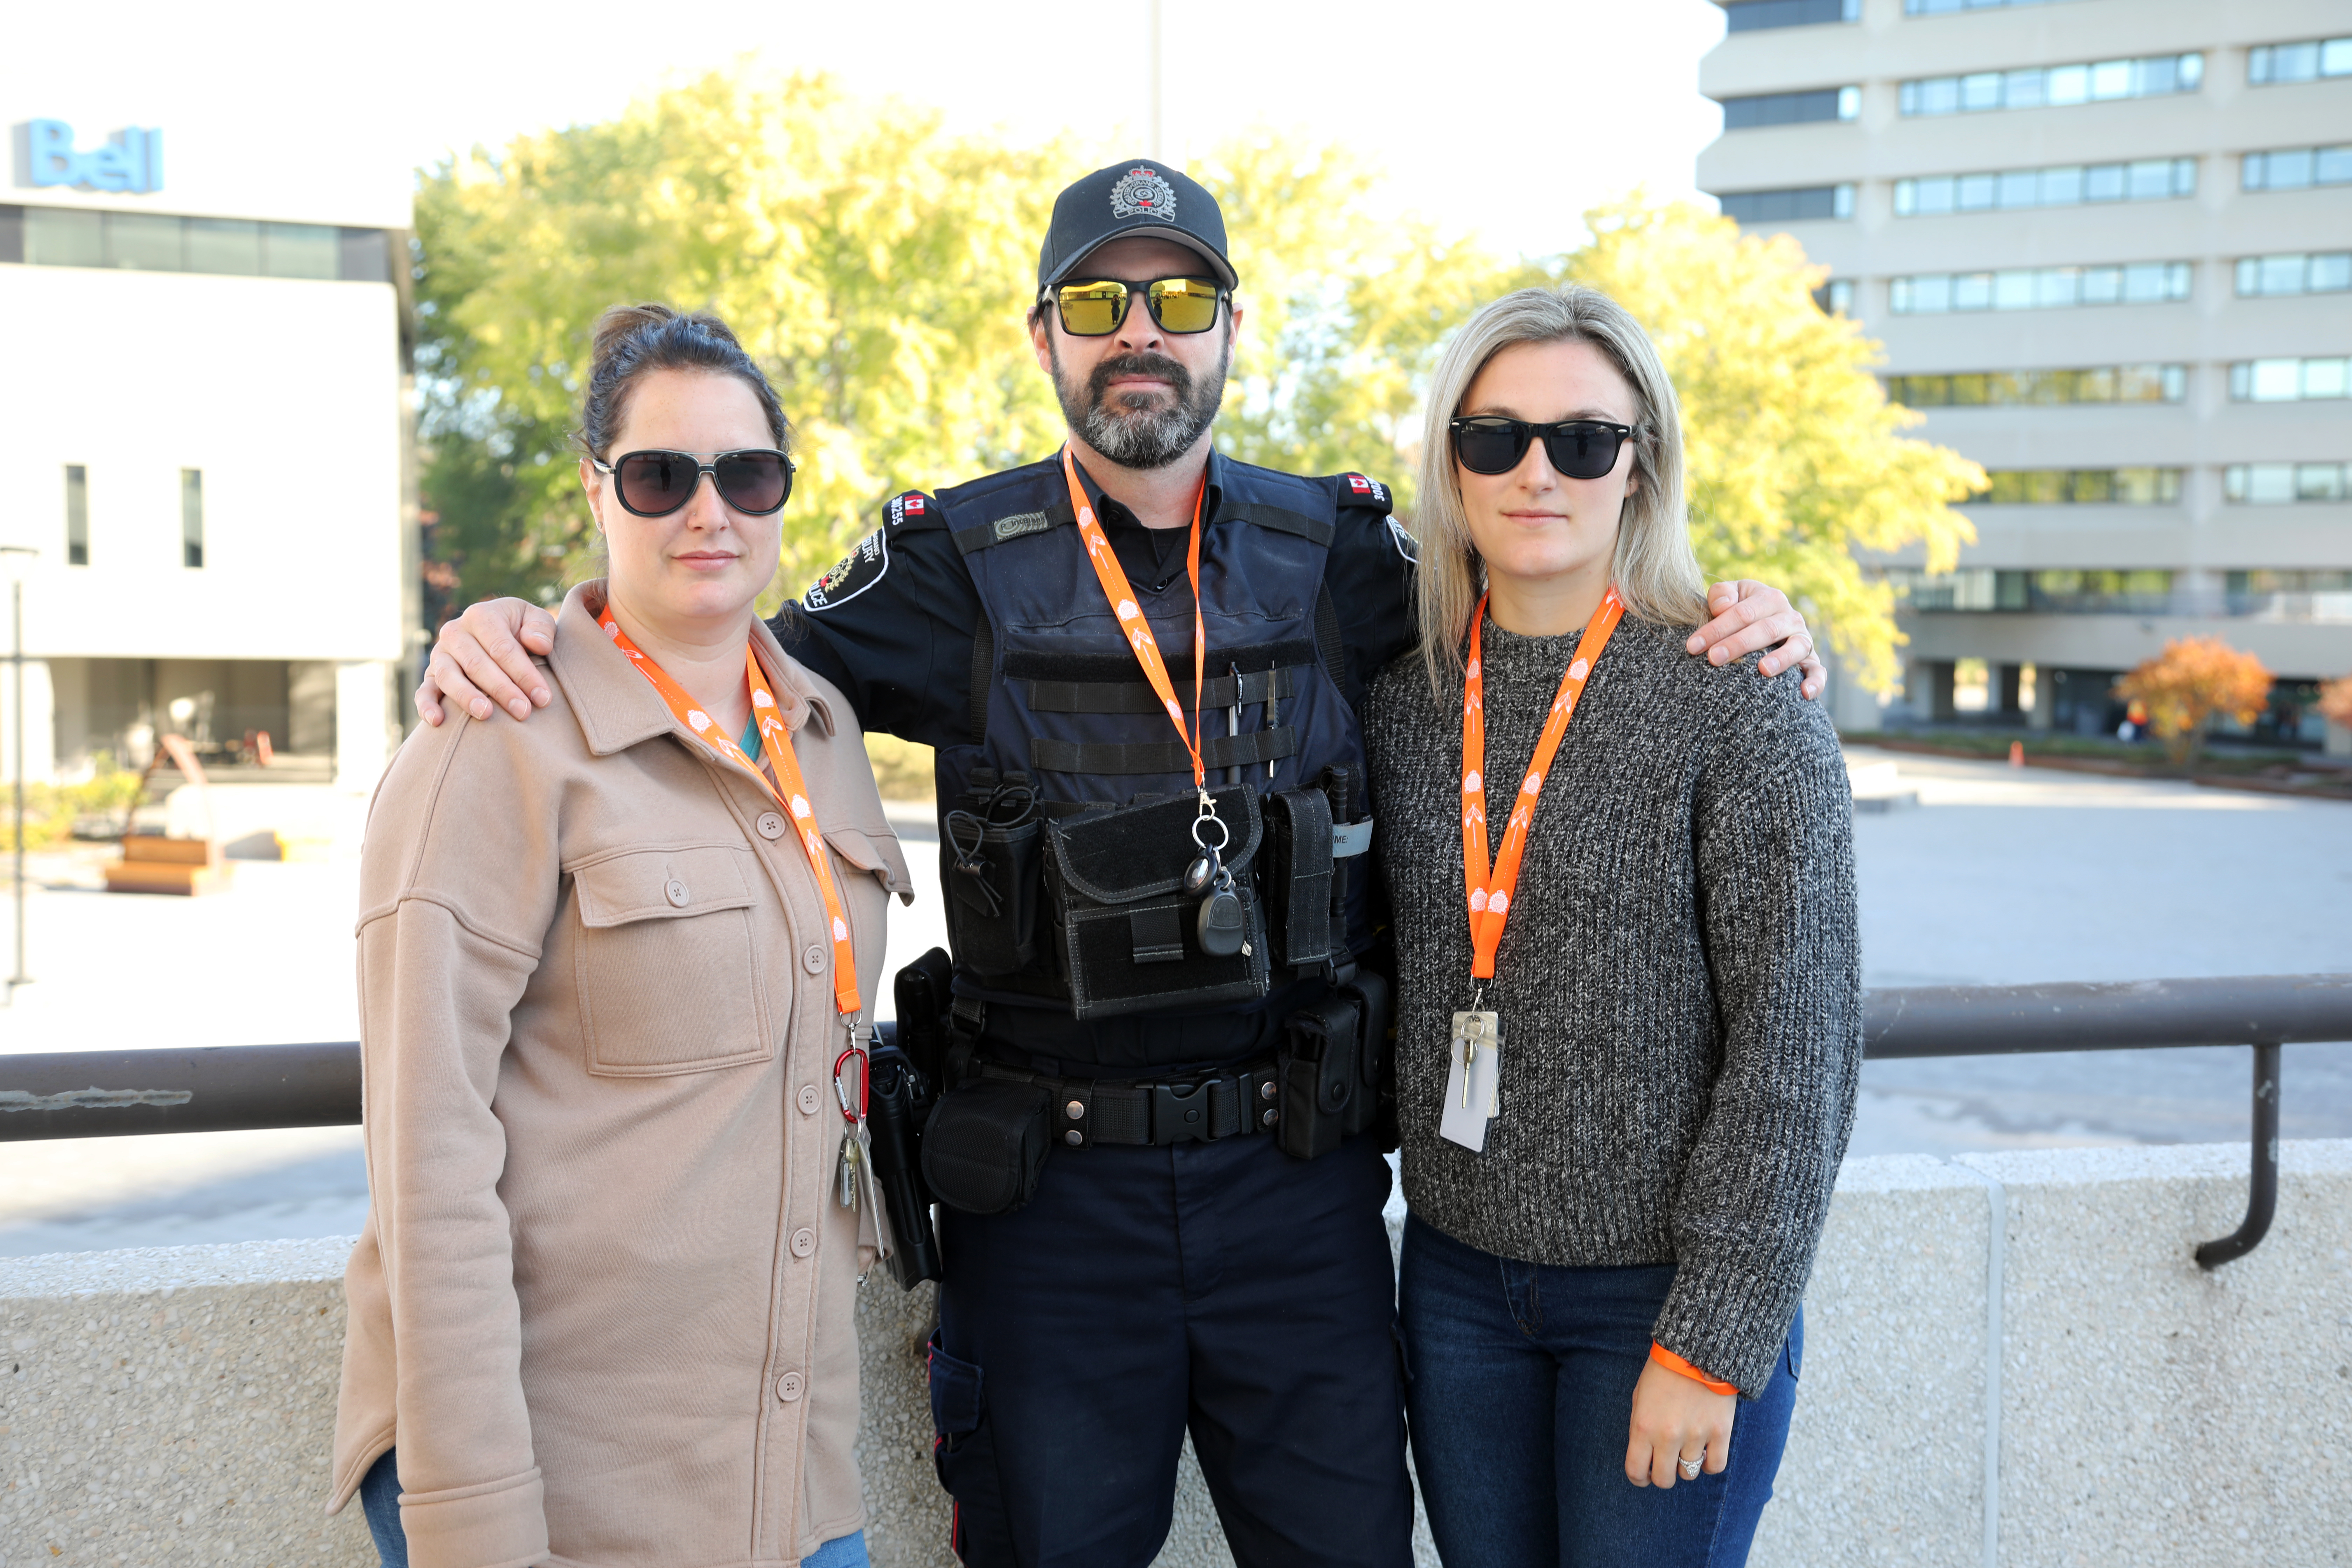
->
xmin=1414 ymin=285 xmax=1708 ymax=692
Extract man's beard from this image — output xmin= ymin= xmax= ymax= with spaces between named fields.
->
xmin=1049 ymin=334 xmax=1230 ymax=470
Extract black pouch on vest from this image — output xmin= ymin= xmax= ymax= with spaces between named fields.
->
xmin=1276 ymin=992 xmax=1362 ymax=1161
xmin=941 ymin=782 xmax=1045 ymax=979
xmin=921 ymin=1077 xmax=1052 ymax=1216
xmin=1337 ymin=968 xmax=1391 ymax=1141
xmin=1043 ymin=786 xmax=1270 ymax=1020
xmin=1265 ymin=788 xmax=1337 ymax=975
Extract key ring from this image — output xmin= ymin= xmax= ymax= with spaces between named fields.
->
xmin=1190 ymin=810 xmax=1230 ymax=854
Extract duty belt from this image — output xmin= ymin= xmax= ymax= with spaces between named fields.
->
xmin=976 ymin=1059 xmax=1281 ymax=1149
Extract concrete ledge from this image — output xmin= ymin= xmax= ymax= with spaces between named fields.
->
xmin=1754 ymin=1140 xmax=2352 ymax=1568
xmin=5 ymin=1143 xmax=2347 ymax=1568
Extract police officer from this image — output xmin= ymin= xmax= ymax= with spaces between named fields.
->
xmin=418 ymin=159 xmax=1824 ymax=1568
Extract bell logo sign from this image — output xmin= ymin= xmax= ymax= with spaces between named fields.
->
xmin=20 ymin=120 xmax=164 ymax=194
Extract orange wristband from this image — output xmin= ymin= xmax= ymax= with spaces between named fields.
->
xmin=1650 ymin=1342 xmax=1736 ymax=1395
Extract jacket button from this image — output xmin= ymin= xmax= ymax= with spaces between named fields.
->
xmin=798 ymin=1084 xmax=821 ymax=1115
xmin=757 ymin=812 xmax=786 ymax=840
xmin=803 ymin=944 xmax=826 ymax=973
xmin=791 ymin=1227 xmax=816 ymax=1257
xmin=776 ymin=1372 xmax=803 ymax=1401
xmin=664 ymin=879 xmax=689 ymax=908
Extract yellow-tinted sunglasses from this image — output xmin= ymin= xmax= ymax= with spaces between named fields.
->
xmin=1048 ymin=276 xmax=1227 ymax=337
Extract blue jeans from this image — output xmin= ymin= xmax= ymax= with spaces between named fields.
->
xmin=356 ymin=1449 xmax=869 ymax=1567
xmin=1397 ymin=1214 xmax=1800 ymax=1568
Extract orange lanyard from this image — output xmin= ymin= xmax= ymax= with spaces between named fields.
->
xmin=1060 ymin=447 xmax=1211 ymax=791
xmin=597 ymin=604 xmax=862 ymax=1022
xmin=1461 ymin=586 xmax=1624 ymax=981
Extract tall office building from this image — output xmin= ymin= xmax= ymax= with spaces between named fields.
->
xmin=1699 ymin=0 xmax=2350 ymax=750
xmin=1 ymin=103 xmax=415 ymax=788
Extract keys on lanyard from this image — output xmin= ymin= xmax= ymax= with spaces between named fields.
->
xmin=1440 ymin=996 xmax=1502 ymax=1152
xmin=1059 ymin=448 xmax=1246 ymax=947
xmin=834 ymin=1037 xmax=870 ymax=1211
xmin=1440 ymin=587 xmax=1624 ymax=1155
xmin=1181 ymin=798 xmax=1251 ymax=958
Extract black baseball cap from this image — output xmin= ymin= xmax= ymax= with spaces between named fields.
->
xmin=1036 ymin=159 xmax=1238 ymax=294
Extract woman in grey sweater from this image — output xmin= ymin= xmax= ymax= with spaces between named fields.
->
xmin=1365 ymin=286 xmax=1859 ymax=1567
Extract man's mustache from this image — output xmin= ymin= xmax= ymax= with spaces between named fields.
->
xmin=1088 ymin=352 xmax=1193 ymax=408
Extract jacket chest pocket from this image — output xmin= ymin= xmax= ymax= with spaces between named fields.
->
xmin=569 ymin=843 xmax=773 ymax=1077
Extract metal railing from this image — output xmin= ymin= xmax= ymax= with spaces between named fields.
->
xmin=5 ymin=974 xmax=2349 ymax=1266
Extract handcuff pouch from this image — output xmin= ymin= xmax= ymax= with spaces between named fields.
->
xmin=921 ymin=1077 xmax=1052 ymax=1216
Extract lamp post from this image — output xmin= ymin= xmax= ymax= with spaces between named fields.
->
xmin=1148 ymin=0 xmax=1163 ymax=158
xmin=0 ymin=546 xmax=35 ymax=1002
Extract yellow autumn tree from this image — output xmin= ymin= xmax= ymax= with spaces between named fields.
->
xmin=2113 ymin=638 xmax=2274 ymax=764
xmin=2319 ymin=673 xmax=2352 ymax=732
xmin=1563 ymin=200 xmax=1983 ymax=693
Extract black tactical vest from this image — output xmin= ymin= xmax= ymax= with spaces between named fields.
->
xmin=929 ymin=452 xmax=1379 ymax=1057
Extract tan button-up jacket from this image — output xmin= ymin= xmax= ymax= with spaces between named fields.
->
xmin=330 ymin=583 xmax=912 ymax=1568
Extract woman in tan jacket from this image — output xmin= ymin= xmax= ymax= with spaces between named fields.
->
xmin=330 ymin=305 xmax=911 ymax=1568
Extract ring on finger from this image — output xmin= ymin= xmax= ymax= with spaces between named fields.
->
xmin=1678 ymin=1452 xmax=1704 ymax=1480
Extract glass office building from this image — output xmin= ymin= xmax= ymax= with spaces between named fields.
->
xmin=1700 ymin=0 xmax=2352 ymax=749
xmin=0 ymin=106 xmax=416 ymax=786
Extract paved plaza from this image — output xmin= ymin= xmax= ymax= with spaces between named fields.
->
xmin=0 ymin=751 xmax=2346 ymax=1255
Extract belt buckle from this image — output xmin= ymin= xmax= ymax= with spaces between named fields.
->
xmin=1152 ymin=1080 xmax=1212 ymax=1144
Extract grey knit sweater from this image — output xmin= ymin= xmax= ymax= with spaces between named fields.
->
xmin=1365 ymin=612 xmax=1860 ymax=1398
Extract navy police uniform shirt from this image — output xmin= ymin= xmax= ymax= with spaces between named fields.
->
xmin=775 ymin=451 xmax=1421 ymax=749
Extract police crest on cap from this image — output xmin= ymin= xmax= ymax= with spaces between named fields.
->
xmin=1110 ymin=167 xmax=1176 ymax=220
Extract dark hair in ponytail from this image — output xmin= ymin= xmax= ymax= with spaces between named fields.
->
xmin=575 ymin=304 xmax=791 ymax=458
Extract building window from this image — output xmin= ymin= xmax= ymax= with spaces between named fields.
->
xmin=1899 ymin=54 xmax=2202 ymax=116
xmin=2241 ymin=145 xmax=2352 ymax=191
xmin=2236 ymin=253 xmax=2352 ymax=297
xmin=2248 ymin=37 xmax=2352 ymax=85
xmin=1905 ymin=0 xmax=2081 ymax=10
xmin=181 ymin=469 xmax=203 ymax=568
xmin=65 ymin=465 xmax=89 ymax=567
xmin=5 ymin=205 xmax=389 ymax=282
xmin=1886 ymin=567 xmax=2173 ymax=614
xmin=2225 ymin=463 xmax=2350 ymax=503
xmin=1973 ymin=470 xmax=2182 ymax=505
xmin=1717 ymin=184 xmax=1855 ymax=223
xmin=1721 ymin=87 xmax=1860 ymax=130
xmin=1890 ymin=262 xmax=2193 ymax=314
xmin=1886 ymin=365 xmax=2186 ymax=406
xmin=2230 ymin=358 xmax=2351 ymax=401
xmin=1895 ymin=158 xmax=2195 ymax=215
xmin=1814 ymin=279 xmax=1855 ymax=315
xmin=1726 ymin=0 xmax=1858 ymax=30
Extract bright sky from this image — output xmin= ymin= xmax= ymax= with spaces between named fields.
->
xmin=17 ymin=0 xmax=1729 ymax=258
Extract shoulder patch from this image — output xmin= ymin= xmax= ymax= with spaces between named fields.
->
xmin=1338 ymin=473 xmax=1393 ymax=513
xmin=803 ymin=528 xmax=889 ymax=612
xmin=1385 ymin=516 xmax=1420 ymax=566
xmin=884 ymin=490 xmax=941 ymax=529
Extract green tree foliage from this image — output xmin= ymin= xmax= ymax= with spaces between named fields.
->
xmin=1199 ymin=139 xmax=1531 ymax=509
xmin=1564 ymin=201 xmax=1982 ymax=692
xmin=415 ymin=79 xmax=1978 ymax=694
xmin=415 ymin=70 xmax=1069 ymax=610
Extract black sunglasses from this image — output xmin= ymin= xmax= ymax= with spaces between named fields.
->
xmin=1449 ymin=417 xmax=1635 ymax=480
xmin=1044 ymin=276 xmax=1227 ymax=337
xmin=592 ymin=449 xmax=795 ymax=518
